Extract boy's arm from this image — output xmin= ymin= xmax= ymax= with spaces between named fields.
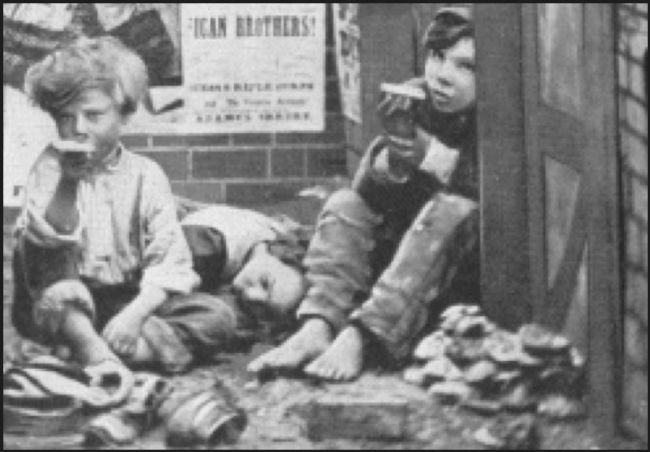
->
xmin=370 ymin=129 xmax=459 ymax=185
xmin=134 ymin=162 xmax=200 ymax=313
xmin=374 ymin=86 xmax=459 ymax=184
xmin=102 ymin=162 xmax=199 ymax=356
xmin=102 ymin=282 xmax=167 ymax=357
xmin=18 ymin=147 xmax=83 ymax=248
xmin=119 ymin=284 xmax=167 ymax=322
xmin=44 ymin=177 xmax=80 ymax=234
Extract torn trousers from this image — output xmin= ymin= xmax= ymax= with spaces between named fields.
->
xmin=296 ymin=142 xmax=479 ymax=363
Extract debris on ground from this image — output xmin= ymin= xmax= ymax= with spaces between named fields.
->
xmin=405 ymin=304 xmax=588 ymax=448
xmin=473 ymin=414 xmax=539 ymax=450
xmin=2 ymin=219 xmax=642 ymax=450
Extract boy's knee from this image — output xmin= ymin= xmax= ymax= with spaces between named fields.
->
xmin=33 ymin=279 xmax=95 ymax=337
xmin=206 ymin=296 xmax=238 ymax=332
xmin=430 ymin=193 xmax=478 ymax=218
xmin=324 ymin=189 xmax=364 ymax=213
xmin=171 ymin=292 xmax=238 ymax=340
xmin=412 ymin=193 xmax=478 ymax=233
xmin=322 ymin=189 xmax=381 ymax=226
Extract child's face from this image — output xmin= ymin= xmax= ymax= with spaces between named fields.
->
xmin=424 ymin=37 xmax=476 ymax=114
xmin=53 ymin=88 xmax=126 ymax=173
xmin=232 ymin=245 xmax=306 ymax=320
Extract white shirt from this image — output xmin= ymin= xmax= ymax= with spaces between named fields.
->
xmin=16 ymin=144 xmax=199 ymax=295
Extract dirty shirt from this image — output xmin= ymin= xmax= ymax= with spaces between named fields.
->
xmin=15 ymin=143 xmax=199 ymax=295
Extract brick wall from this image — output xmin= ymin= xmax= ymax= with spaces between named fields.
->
xmin=617 ymin=3 xmax=648 ymax=442
xmin=124 ymin=4 xmax=347 ymax=209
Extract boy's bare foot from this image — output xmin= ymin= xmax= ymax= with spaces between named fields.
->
xmin=304 ymin=325 xmax=364 ymax=381
xmin=247 ymin=317 xmax=332 ymax=373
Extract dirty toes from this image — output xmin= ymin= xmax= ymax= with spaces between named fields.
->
xmin=248 ymin=342 xmax=316 ymax=373
xmin=248 ymin=347 xmax=292 ymax=373
xmin=304 ymin=358 xmax=340 ymax=381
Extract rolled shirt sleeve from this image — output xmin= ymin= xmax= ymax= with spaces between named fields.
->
xmin=16 ymin=147 xmax=83 ymax=248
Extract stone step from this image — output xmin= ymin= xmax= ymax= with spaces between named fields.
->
xmin=303 ymin=395 xmax=409 ymax=441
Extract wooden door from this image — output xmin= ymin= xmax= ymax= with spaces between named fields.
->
xmin=476 ymin=3 xmax=621 ymax=443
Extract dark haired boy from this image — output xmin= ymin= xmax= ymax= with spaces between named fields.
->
xmin=249 ymin=6 xmax=480 ymax=381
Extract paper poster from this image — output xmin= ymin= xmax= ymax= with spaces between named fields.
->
xmin=332 ymin=3 xmax=362 ymax=123
xmin=179 ymin=3 xmax=326 ymax=132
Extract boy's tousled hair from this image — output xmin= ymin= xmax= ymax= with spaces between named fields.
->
xmin=24 ymin=35 xmax=148 ymax=116
xmin=423 ymin=5 xmax=474 ymax=52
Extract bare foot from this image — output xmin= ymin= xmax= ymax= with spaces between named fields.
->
xmin=304 ymin=325 xmax=364 ymax=381
xmin=247 ymin=317 xmax=332 ymax=373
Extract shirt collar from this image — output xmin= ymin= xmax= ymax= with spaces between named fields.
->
xmin=102 ymin=142 xmax=124 ymax=172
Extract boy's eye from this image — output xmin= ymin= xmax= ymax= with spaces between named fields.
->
xmin=459 ymin=61 xmax=475 ymax=71
xmin=431 ymin=49 xmax=445 ymax=60
xmin=86 ymin=111 xmax=102 ymax=121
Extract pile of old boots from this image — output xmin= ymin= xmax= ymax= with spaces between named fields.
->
xmin=85 ymin=377 xmax=248 ymax=447
xmin=3 ymin=354 xmax=247 ymax=448
xmin=404 ymin=304 xmax=587 ymax=448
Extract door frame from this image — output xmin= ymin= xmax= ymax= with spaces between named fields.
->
xmin=475 ymin=3 xmax=623 ymax=444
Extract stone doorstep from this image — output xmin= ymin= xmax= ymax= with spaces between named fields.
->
xmin=304 ymin=395 xmax=409 ymax=441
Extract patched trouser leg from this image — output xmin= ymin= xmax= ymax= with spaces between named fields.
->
xmin=88 ymin=285 xmax=240 ymax=374
xmin=297 ymin=189 xmax=382 ymax=333
xmin=350 ymin=192 xmax=479 ymax=362
xmin=145 ymin=290 xmax=239 ymax=373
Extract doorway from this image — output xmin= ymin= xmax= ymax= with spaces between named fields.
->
xmin=475 ymin=3 xmax=622 ymax=443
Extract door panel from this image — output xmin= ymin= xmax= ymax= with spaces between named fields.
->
xmin=476 ymin=3 xmax=621 ymax=443
xmin=563 ymin=244 xmax=589 ymax=356
xmin=523 ymin=9 xmax=621 ymax=440
xmin=523 ymin=3 xmax=591 ymax=339
xmin=545 ymin=157 xmax=581 ymax=288
xmin=538 ymin=4 xmax=584 ymax=117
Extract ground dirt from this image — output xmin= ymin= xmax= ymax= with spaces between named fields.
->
xmin=2 ymin=203 xmax=645 ymax=450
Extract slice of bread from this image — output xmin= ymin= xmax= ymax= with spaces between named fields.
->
xmin=51 ymin=140 xmax=94 ymax=154
xmin=380 ymin=82 xmax=426 ymax=100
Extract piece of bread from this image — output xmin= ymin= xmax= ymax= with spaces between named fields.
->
xmin=380 ymin=82 xmax=426 ymax=100
xmin=51 ymin=139 xmax=94 ymax=153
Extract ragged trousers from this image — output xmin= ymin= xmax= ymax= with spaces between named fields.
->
xmin=297 ymin=187 xmax=479 ymax=362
